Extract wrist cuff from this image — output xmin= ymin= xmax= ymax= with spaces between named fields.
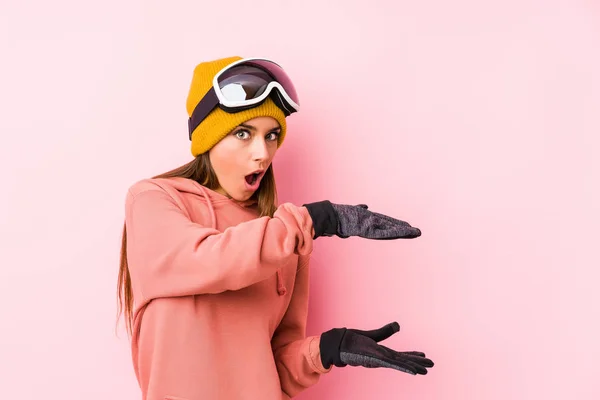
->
xmin=303 ymin=200 xmax=338 ymax=239
xmin=319 ymin=328 xmax=347 ymax=368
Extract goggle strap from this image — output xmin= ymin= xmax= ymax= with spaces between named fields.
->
xmin=188 ymin=86 xmax=219 ymax=140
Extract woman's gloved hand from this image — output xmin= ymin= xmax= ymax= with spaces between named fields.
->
xmin=319 ymin=322 xmax=434 ymax=375
xmin=303 ymin=200 xmax=421 ymax=240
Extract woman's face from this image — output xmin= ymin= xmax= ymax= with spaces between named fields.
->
xmin=209 ymin=116 xmax=281 ymax=201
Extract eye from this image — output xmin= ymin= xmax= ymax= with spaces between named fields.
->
xmin=234 ymin=129 xmax=250 ymax=140
xmin=266 ymin=131 xmax=280 ymax=141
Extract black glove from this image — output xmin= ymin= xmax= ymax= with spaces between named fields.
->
xmin=319 ymin=322 xmax=434 ymax=375
xmin=303 ymin=200 xmax=421 ymax=240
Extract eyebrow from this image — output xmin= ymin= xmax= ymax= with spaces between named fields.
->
xmin=239 ymin=123 xmax=281 ymax=132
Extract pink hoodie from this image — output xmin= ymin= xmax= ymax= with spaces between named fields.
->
xmin=124 ymin=177 xmax=331 ymax=400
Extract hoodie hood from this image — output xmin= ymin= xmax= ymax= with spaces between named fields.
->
xmin=152 ymin=177 xmax=286 ymax=296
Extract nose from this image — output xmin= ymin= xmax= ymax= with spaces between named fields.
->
xmin=251 ymin=136 xmax=270 ymax=162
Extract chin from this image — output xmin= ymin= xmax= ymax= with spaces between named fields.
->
xmin=221 ymin=183 xmax=258 ymax=202
xmin=231 ymin=191 xmax=255 ymax=202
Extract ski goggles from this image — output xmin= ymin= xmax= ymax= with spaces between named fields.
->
xmin=188 ymin=57 xmax=300 ymax=140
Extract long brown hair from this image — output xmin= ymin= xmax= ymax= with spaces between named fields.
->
xmin=116 ymin=152 xmax=279 ymax=336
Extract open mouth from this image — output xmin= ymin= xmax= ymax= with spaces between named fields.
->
xmin=245 ymin=171 xmax=264 ymax=186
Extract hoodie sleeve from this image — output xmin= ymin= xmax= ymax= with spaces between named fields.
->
xmin=124 ymin=184 xmax=314 ymax=303
xmin=271 ymin=255 xmax=332 ymax=398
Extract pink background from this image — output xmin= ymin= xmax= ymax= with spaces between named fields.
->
xmin=1 ymin=0 xmax=599 ymax=398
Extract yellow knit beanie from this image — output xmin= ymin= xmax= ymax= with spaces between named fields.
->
xmin=186 ymin=56 xmax=288 ymax=156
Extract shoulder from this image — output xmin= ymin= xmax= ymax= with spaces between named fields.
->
xmin=127 ymin=178 xmax=168 ymax=198
xmin=124 ymin=178 xmax=185 ymax=209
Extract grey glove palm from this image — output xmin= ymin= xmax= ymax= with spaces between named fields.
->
xmin=319 ymin=322 xmax=434 ymax=375
xmin=303 ymin=200 xmax=421 ymax=240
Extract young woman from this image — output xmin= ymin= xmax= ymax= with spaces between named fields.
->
xmin=117 ymin=56 xmax=434 ymax=400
